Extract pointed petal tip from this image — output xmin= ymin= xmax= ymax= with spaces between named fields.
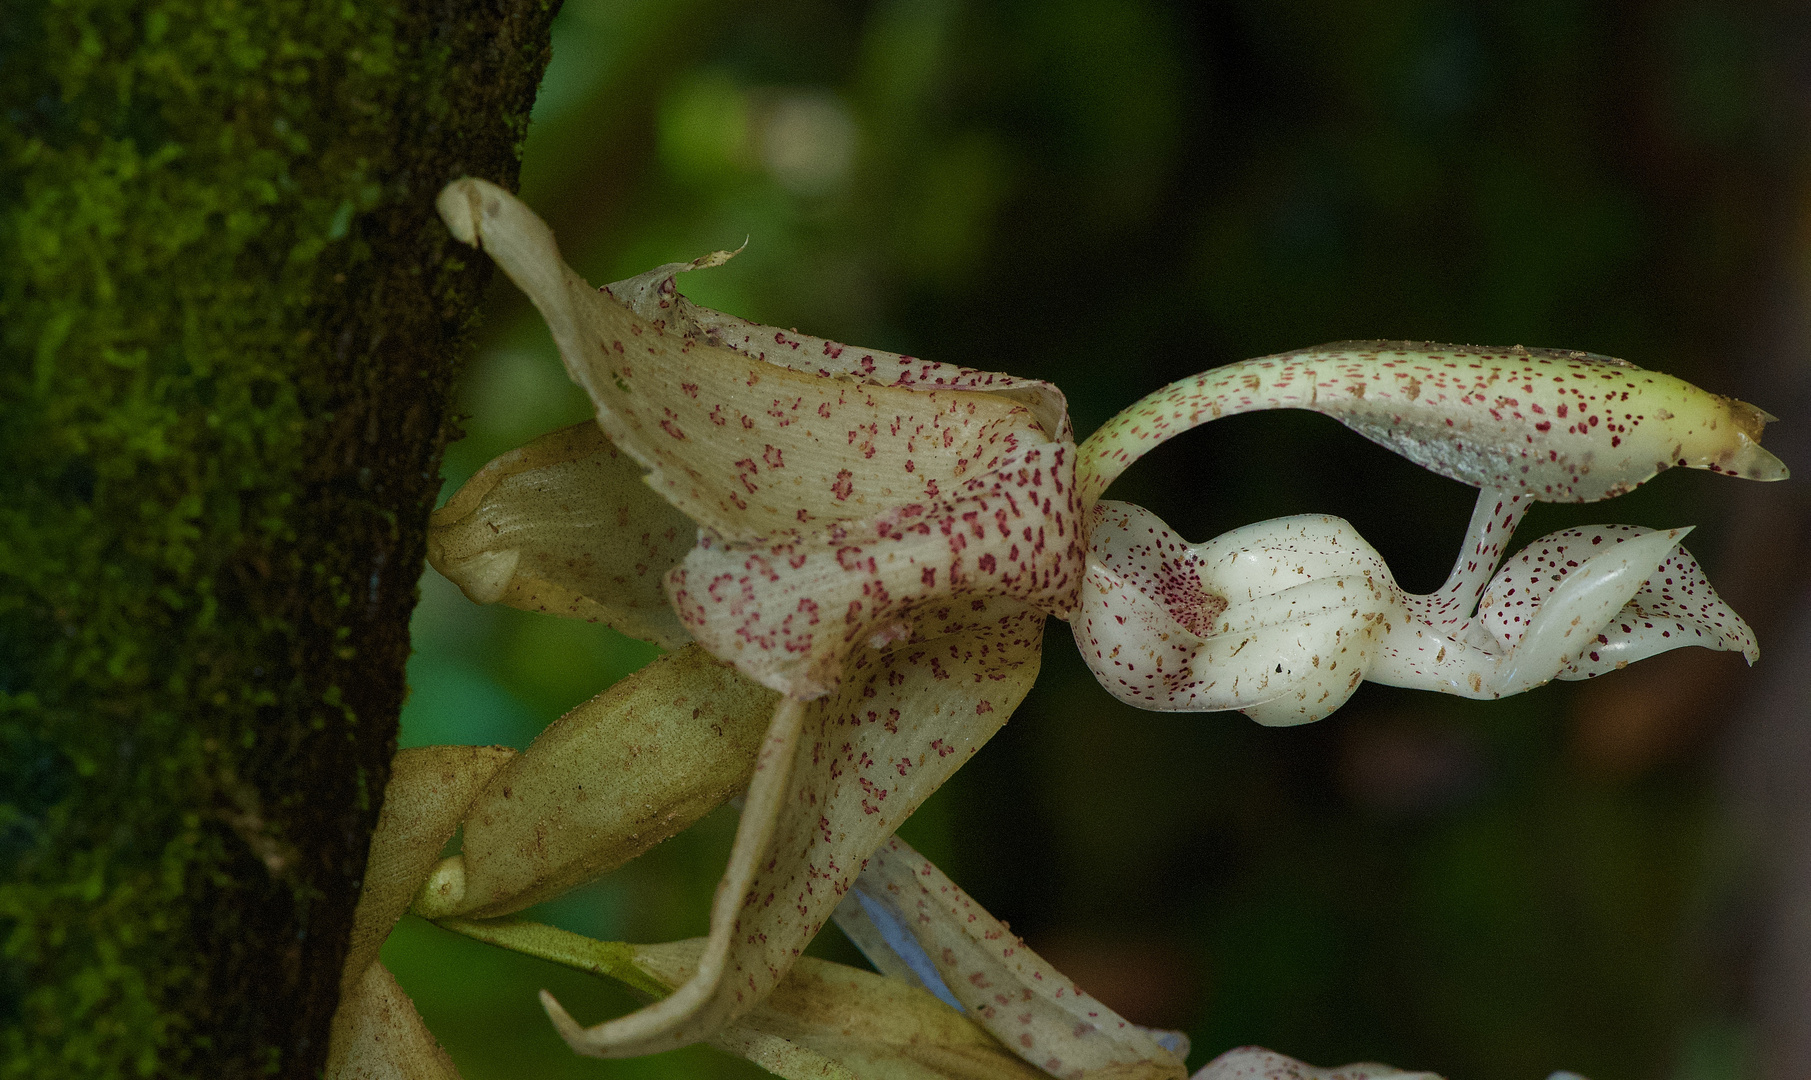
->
xmin=540 ymin=989 xmax=593 ymax=1052
xmin=1731 ymin=440 xmax=1790 ymax=482
xmin=1722 ymin=398 xmax=1789 ymax=480
xmin=1616 ymin=527 xmax=1693 ymax=568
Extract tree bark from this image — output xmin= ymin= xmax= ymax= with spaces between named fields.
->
xmin=0 ymin=1 xmax=558 ymax=1075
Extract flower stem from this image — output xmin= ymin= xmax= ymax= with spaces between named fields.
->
xmin=433 ymin=918 xmax=674 ymax=1001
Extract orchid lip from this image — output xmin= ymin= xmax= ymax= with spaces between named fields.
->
xmin=1073 ymin=488 xmax=1758 ymax=723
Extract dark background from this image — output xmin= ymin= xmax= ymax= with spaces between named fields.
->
xmin=383 ymin=2 xmax=1811 ymax=1078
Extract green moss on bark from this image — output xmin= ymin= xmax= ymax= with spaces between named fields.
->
xmin=0 ymin=1 xmax=558 ymax=1075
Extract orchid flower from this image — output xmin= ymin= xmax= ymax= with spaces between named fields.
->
xmin=1071 ymin=342 xmax=1783 ymax=723
xmin=405 ymin=177 xmax=1785 ymax=1074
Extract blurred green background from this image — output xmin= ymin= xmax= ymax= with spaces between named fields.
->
xmin=384 ymin=2 xmax=1811 ymax=1078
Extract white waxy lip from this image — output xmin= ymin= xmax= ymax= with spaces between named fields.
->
xmin=1073 ymin=487 xmax=1754 ymax=725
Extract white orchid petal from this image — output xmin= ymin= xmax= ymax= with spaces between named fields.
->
xmin=543 ymin=606 xmax=1045 ymax=1058
xmin=1191 ymin=1046 xmax=1441 ymax=1080
xmin=1073 ymin=559 xmax=1214 ymax=707
xmin=1084 ymin=502 xmax=1228 ymax=633
xmin=1078 ymin=485 xmax=1759 ymax=716
xmin=848 ymin=835 xmax=1187 ymax=1080
xmin=1368 ymin=623 xmax=1503 ymax=698
xmin=1079 ymin=342 xmax=1786 ymax=508
xmin=1215 ymin=584 xmax=1393 ymax=726
xmin=1480 ymin=526 xmax=1673 ymax=652
xmin=1379 ymin=528 xmax=1693 ymax=697
xmin=428 ymin=421 xmax=696 ymax=648
xmin=1191 ymin=514 xmax=1394 ymax=604
xmin=1473 ymin=524 xmax=1758 ymax=680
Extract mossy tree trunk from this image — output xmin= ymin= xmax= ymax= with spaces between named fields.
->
xmin=0 ymin=1 xmax=558 ymax=1075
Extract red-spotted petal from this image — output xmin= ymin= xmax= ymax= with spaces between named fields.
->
xmin=437 ymin=178 xmax=1081 ymax=699
xmin=835 ymin=834 xmax=1187 ymax=1080
xmin=541 ymin=604 xmax=1046 ymax=1058
xmin=437 ymin=178 xmax=1068 ymax=545
xmin=1476 ymin=524 xmax=1758 ymax=677
xmin=1078 ymin=341 xmax=1786 ymax=508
